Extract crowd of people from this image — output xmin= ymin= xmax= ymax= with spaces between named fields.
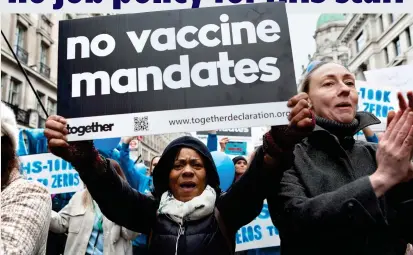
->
xmin=1 ymin=61 xmax=413 ymax=255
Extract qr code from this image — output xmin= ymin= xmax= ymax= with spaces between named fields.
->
xmin=134 ymin=116 xmax=149 ymax=131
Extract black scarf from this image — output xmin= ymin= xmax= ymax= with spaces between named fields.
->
xmin=315 ymin=116 xmax=359 ymax=149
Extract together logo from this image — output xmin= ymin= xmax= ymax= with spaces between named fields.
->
xmin=67 ymin=122 xmax=114 ymax=136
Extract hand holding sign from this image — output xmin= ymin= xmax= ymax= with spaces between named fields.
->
xmin=44 ymin=115 xmax=72 ymax=162
xmin=263 ymin=93 xmax=315 ymax=158
xmin=287 ymin=92 xmax=315 ymax=130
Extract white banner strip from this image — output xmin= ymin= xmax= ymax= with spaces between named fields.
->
xmin=1 ymin=1 xmax=411 ymax=13
xmin=66 ymin=101 xmax=290 ymax=141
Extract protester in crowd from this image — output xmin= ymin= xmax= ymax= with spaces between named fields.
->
xmin=49 ymin=159 xmax=138 ymax=255
xmin=1 ymin=102 xmax=52 ymax=255
xmin=265 ymin=61 xmax=413 ymax=255
xmin=118 ymin=136 xmax=153 ymax=255
xmin=44 ymin=113 xmax=291 ymax=254
xmin=148 ymin=155 xmax=160 ymax=177
xmin=17 ymin=127 xmax=73 ymax=255
xmin=362 ymin=126 xmax=379 ymax=143
xmin=118 ymin=137 xmax=152 ymax=195
xmin=232 ymin=156 xmax=248 ymax=183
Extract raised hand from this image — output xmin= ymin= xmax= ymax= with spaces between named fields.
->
xmin=263 ymin=92 xmax=315 ymax=158
xmin=219 ymin=137 xmax=229 ymax=152
xmin=44 ymin=115 xmax=72 ymax=162
xmin=372 ymin=101 xmax=413 ymax=197
xmin=286 ymin=92 xmax=315 ymax=131
xmin=384 ymin=91 xmax=413 ymax=129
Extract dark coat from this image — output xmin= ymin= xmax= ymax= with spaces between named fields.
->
xmin=268 ymin=112 xmax=413 ymax=255
xmin=76 ymin=136 xmax=271 ymax=255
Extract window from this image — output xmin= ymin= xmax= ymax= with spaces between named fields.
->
xmin=37 ymin=91 xmax=45 ymax=114
xmin=407 ymin=28 xmax=412 ymax=47
xmin=389 ymin=14 xmax=394 ymax=24
xmin=356 ymin=32 xmax=365 ymax=53
xmin=40 ymin=42 xmax=49 ymax=65
xmin=1 ymin=73 xmax=7 ymax=101
xmin=394 ymin=37 xmax=401 ymax=56
xmin=15 ymin=23 xmax=28 ymax=63
xmin=15 ymin=23 xmax=26 ymax=49
xmin=39 ymin=42 xmax=51 ymax=78
xmin=1 ymin=72 xmax=6 ymax=88
xmin=8 ymin=78 xmax=21 ymax=106
xmin=47 ymin=98 xmax=56 ymax=115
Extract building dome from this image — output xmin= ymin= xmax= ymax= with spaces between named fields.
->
xmin=316 ymin=14 xmax=347 ymax=28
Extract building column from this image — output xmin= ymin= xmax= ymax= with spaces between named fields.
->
xmin=2 ymin=74 xmax=11 ymax=102
xmin=387 ymin=43 xmax=396 ymax=62
xmin=400 ymin=30 xmax=410 ymax=54
xmin=382 ymin=14 xmax=390 ymax=30
xmin=410 ymin=25 xmax=413 ymax=47
xmin=19 ymin=78 xmax=27 ymax=110
xmin=8 ymin=15 xmax=18 ymax=47
xmin=25 ymin=81 xmax=37 ymax=110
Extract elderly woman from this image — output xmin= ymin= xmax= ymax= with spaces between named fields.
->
xmin=264 ymin=61 xmax=413 ymax=255
xmin=44 ymin=115 xmax=291 ymax=254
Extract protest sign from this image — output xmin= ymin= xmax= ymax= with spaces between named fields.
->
xmin=235 ymin=200 xmax=280 ymax=252
xmin=225 ymin=141 xmax=247 ymax=156
xmin=364 ymin=65 xmax=413 ymax=111
xmin=57 ymin=2 xmax=296 ymax=141
xmin=196 ymin=128 xmax=252 ymax=138
xmin=19 ymin=153 xmax=84 ymax=194
xmin=356 ymin=80 xmax=394 ymax=132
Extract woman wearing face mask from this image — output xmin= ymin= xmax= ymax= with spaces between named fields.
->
xmin=1 ymin=103 xmax=52 ymax=255
xmin=44 ymin=110 xmax=294 ymax=255
xmin=264 ymin=61 xmax=413 ymax=255
xmin=49 ymin=159 xmax=138 ymax=255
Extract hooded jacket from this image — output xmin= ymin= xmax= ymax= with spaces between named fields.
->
xmin=73 ymin=136 xmax=271 ymax=255
xmin=269 ymin=112 xmax=413 ymax=255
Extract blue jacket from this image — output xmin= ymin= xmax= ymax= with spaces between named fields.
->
xmin=17 ymin=128 xmax=48 ymax=156
xmin=17 ymin=128 xmax=75 ymax=211
xmin=118 ymin=142 xmax=152 ymax=247
xmin=207 ymin=133 xmax=218 ymax=152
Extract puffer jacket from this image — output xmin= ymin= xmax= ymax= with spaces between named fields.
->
xmin=149 ymin=213 xmax=230 ymax=255
xmin=69 ymin=136 xmax=279 ymax=255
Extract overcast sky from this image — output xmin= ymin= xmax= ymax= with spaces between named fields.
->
xmin=287 ymin=13 xmax=319 ymax=84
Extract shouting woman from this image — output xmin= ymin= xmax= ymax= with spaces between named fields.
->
xmin=43 ymin=116 xmax=295 ymax=255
